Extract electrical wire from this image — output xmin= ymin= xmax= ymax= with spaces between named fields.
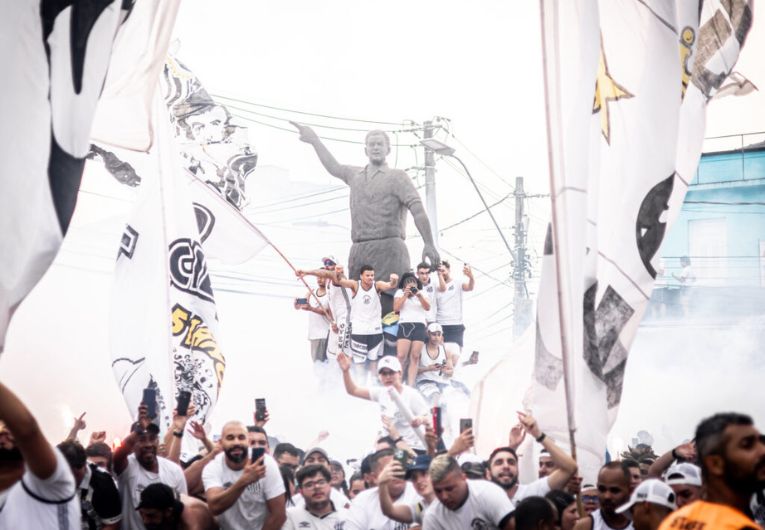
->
xmin=448 ymin=133 xmax=517 ymax=191
xmin=212 ymin=93 xmax=417 ymax=127
xmin=230 ymin=112 xmax=418 ymax=147
xmin=249 ymin=185 xmax=347 ymax=209
xmin=224 ymin=101 xmax=423 ymax=134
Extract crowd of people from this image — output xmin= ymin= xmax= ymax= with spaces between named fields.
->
xmin=294 ymin=256 xmax=477 ymax=439
xmin=1 ymin=373 xmax=764 ymax=530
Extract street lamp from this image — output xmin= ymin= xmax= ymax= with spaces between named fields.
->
xmin=419 ymin=138 xmax=516 ymax=260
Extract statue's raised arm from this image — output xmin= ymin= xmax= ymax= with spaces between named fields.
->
xmin=290 ymin=121 xmax=345 ymax=180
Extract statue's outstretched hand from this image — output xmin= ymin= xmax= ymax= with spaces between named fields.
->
xmin=422 ymin=244 xmax=440 ymax=271
xmin=290 ymin=121 xmax=319 ymax=144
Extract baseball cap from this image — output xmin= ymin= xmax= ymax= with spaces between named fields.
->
xmin=136 ymin=483 xmax=178 ymax=510
xmin=427 ymin=322 xmax=443 ymax=333
xmin=616 ymin=479 xmax=677 ymax=513
xmin=130 ymin=422 xmax=160 ymax=436
xmin=322 ymin=255 xmax=337 ymax=267
xmin=664 ymin=462 xmax=702 ymax=487
xmin=302 ymin=447 xmax=330 ymax=464
xmin=377 ymin=356 xmax=402 ymax=373
xmin=406 ymin=454 xmax=432 ymax=479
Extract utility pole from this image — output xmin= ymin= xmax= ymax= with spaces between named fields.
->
xmin=423 ymin=120 xmax=438 ymax=247
xmin=512 ymin=176 xmax=532 ymax=337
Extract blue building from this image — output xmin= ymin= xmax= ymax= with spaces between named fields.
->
xmin=647 ymin=132 xmax=765 ymax=319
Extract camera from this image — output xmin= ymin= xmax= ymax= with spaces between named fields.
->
xmin=410 ymin=287 xmax=418 ymax=295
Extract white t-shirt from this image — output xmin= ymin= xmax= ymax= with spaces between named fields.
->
xmin=394 ymin=290 xmax=429 ymax=324
xmin=404 ymin=498 xmax=431 ymax=525
xmin=345 ymin=483 xmax=421 ymax=530
xmin=282 ymin=504 xmax=348 ymax=530
xmin=307 ymin=289 xmax=331 ymax=340
xmin=350 ymin=283 xmax=382 ymax=335
xmin=591 ymin=509 xmax=635 ymax=530
xmin=202 ymin=452 xmax=285 ymax=530
xmin=435 ymin=278 xmax=465 ymax=325
xmin=0 ymin=449 xmax=80 ymax=530
xmin=290 ymin=488 xmax=350 ymax=510
xmin=368 ymin=385 xmax=429 ymax=450
xmin=423 ymin=479 xmax=514 ymax=530
xmin=328 ymin=282 xmax=352 ymax=323
xmin=118 ymin=454 xmax=187 ymax=530
xmin=512 ymin=476 xmax=551 ymax=502
xmin=416 ymin=344 xmax=449 ymax=385
xmin=422 ymin=276 xmax=438 ymax=322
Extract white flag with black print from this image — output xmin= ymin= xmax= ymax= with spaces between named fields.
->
xmin=110 ymin=95 xmax=230 ymax=446
xmin=526 ymin=0 xmax=752 ymax=482
xmin=0 ymin=0 xmax=135 ymax=353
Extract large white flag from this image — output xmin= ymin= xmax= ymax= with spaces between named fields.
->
xmin=110 ymin=95 xmax=269 ymax=441
xmin=0 ymin=1 xmax=134 ymax=353
xmin=524 ymin=0 xmax=752 ymax=482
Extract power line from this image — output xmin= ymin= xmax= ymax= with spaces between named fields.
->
xmin=230 ymin=112 xmax=418 ymax=147
xmin=224 ymin=102 xmax=422 ymax=134
xmin=213 ymin=93 xmax=415 ymax=127
xmin=449 ymin=133 xmax=517 ymax=191
xmin=250 ymin=185 xmax=347 ymax=209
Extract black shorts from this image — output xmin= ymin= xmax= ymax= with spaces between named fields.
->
xmin=396 ymin=322 xmax=427 ymax=342
xmin=441 ymin=324 xmax=465 ymax=347
xmin=350 ymin=333 xmax=383 ymax=362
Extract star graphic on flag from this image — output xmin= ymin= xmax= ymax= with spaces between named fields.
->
xmin=592 ymin=44 xmax=633 ymax=144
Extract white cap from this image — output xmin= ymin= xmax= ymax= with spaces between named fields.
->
xmin=377 ymin=356 xmax=402 ymax=373
xmin=664 ymin=462 xmax=702 ymax=487
xmin=427 ymin=322 xmax=443 ymax=333
xmin=616 ymin=479 xmax=677 ymax=514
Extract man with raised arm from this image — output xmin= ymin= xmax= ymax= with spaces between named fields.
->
xmin=486 ymin=412 xmax=578 ymax=503
xmin=291 ymin=121 xmax=439 ymax=314
xmin=0 ymin=382 xmax=80 ymax=529
xmin=338 ymin=353 xmax=430 ymax=453
xmin=113 ymin=404 xmax=188 ymax=530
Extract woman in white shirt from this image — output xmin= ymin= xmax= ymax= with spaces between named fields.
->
xmin=393 ymin=272 xmax=431 ymax=386
xmin=415 ymin=322 xmax=455 ymax=406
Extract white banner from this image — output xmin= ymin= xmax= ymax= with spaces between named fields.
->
xmin=111 ymin=96 xmax=228 ymax=436
xmin=524 ymin=0 xmax=752 ymax=482
xmin=0 ymin=1 xmax=133 ymax=353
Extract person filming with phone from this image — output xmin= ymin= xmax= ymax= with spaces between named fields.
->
xmin=202 ymin=421 xmax=286 ymax=529
xmin=393 ymin=271 xmax=431 ymax=386
xmin=294 ymin=274 xmax=331 ymax=366
xmin=435 ymin=261 xmax=475 ymax=364
xmin=113 ymin=402 xmax=188 ymax=530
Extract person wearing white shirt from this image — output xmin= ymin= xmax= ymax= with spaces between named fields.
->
xmin=289 ymin=448 xmax=350 ymax=510
xmin=379 ymin=454 xmax=436 ymax=526
xmin=486 ymin=413 xmax=578 ymax=504
xmin=338 ymin=353 xmax=430 ymax=452
xmin=415 ymin=323 xmax=455 ymax=407
xmin=0 ymin=381 xmax=80 ymax=530
xmin=203 ymin=421 xmax=286 ymax=530
xmin=435 ymin=260 xmax=475 ymax=362
xmin=393 ymin=271 xmax=431 ymax=386
xmin=423 ymin=455 xmax=514 ymax=529
xmin=295 ymin=274 xmax=332 ymax=365
xmin=296 ymin=257 xmax=353 ymax=360
xmin=416 ymin=262 xmax=438 ymax=323
xmin=345 ymin=449 xmax=422 ymax=530
xmin=282 ymin=464 xmax=348 ymax=530
xmin=113 ymin=412 xmax=188 ymax=530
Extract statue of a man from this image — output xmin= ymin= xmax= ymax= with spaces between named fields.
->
xmin=291 ymin=122 xmax=440 ymax=301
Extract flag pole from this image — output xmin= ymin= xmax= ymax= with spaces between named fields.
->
xmin=538 ymin=0 xmax=581 ymax=506
xmin=188 ymin=171 xmax=334 ymax=325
